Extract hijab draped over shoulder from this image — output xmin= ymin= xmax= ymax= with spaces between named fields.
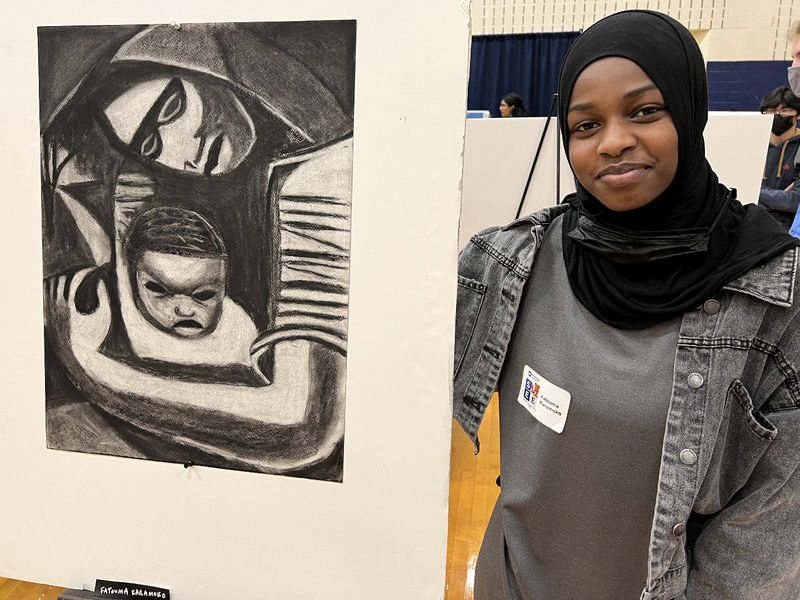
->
xmin=558 ymin=10 xmax=798 ymax=329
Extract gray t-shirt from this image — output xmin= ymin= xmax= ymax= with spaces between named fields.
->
xmin=475 ymin=216 xmax=680 ymax=599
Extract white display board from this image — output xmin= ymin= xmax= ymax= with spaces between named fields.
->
xmin=460 ymin=112 xmax=771 ymax=248
xmin=0 ymin=2 xmax=469 ymax=599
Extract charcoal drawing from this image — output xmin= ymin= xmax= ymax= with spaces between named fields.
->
xmin=39 ymin=21 xmax=355 ymax=481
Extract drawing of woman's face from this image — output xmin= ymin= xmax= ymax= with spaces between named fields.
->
xmin=133 ymin=250 xmax=227 ymax=338
xmin=104 ymin=77 xmax=256 ymax=175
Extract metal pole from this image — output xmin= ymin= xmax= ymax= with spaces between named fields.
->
xmin=556 ymin=106 xmax=561 ymax=205
xmin=515 ymin=93 xmax=558 ymax=219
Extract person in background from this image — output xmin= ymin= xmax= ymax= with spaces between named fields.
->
xmin=758 ymin=86 xmax=800 ymax=229
xmin=498 ymin=92 xmax=530 ymax=117
xmin=784 ymin=19 xmax=800 ymax=237
xmin=788 ymin=19 xmax=800 ymax=96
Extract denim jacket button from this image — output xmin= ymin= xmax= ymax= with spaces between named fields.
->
xmin=680 ymin=449 xmax=697 ymax=465
xmin=703 ymin=299 xmax=720 ymax=314
xmin=687 ymin=373 xmax=704 ymax=388
xmin=672 ymin=522 xmax=686 ymax=537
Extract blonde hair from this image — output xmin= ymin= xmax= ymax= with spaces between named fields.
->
xmin=790 ymin=19 xmax=800 ymax=42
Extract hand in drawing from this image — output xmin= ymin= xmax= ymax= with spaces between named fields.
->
xmin=44 ymin=266 xmax=112 ymax=352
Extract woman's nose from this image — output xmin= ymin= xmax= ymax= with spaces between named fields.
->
xmin=597 ymin=119 xmax=636 ymax=157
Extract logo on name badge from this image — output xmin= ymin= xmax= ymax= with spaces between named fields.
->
xmin=523 ymin=377 xmax=540 ymax=401
xmin=516 ymin=365 xmax=571 ymax=434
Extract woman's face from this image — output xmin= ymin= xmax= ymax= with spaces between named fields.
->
xmin=566 ymin=57 xmax=679 ymax=212
xmin=499 ymin=99 xmax=513 ymax=117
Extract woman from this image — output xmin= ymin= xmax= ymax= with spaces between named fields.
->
xmin=499 ymin=92 xmax=530 ymax=117
xmin=453 ymin=10 xmax=800 ymax=599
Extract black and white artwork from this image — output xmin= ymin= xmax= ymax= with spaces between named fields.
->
xmin=39 ymin=21 xmax=355 ymax=481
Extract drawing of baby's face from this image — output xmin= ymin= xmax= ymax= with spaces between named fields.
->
xmin=133 ymin=251 xmax=226 ymax=338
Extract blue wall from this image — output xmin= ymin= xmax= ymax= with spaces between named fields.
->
xmin=707 ymin=61 xmax=792 ymax=111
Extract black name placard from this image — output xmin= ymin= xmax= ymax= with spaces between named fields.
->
xmin=95 ymin=580 xmax=170 ymax=599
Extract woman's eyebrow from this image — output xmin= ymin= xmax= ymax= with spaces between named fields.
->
xmin=568 ymin=84 xmax=660 ymax=113
xmin=624 ymin=84 xmax=658 ymax=99
xmin=568 ymin=102 xmax=592 ymax=114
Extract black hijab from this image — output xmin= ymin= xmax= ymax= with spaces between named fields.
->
xmin=558 ymin=10 xmax=798 ymax=329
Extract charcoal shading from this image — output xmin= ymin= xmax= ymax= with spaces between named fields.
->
xmin=39 ymin=21 xmax=355 ymax=481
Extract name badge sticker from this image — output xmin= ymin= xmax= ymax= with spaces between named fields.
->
xmin=516 ymin=365 xmax=571 ymax=433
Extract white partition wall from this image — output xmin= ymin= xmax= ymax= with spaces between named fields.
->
xmin=0 ymin=2 xmax=469 ymax=599
xmin=460 ymin=112 xmax=771 ymax=248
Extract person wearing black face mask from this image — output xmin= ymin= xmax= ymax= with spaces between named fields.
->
xmin=758 ymin=86 xmax=800 ymax=229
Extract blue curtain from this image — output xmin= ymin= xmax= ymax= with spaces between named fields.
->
xmin=468 ymin=32 xmax=580 ymax=117
xmin=707 ymin=60 xmax=793 ymax=111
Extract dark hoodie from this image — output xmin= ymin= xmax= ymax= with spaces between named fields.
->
xmin=759 ymin=130 xmax=800 ymax=229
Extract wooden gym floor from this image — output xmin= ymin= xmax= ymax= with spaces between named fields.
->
xmin=445 ymin=393 xmax=500 ymax=600
xmin=1 ymin=397 xmax=500 ymax=600
xmin=0 ymin=577 xmax=64 ymax=599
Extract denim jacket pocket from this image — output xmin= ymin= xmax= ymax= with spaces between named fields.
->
xmin=696 ymin=380 xmax=777 ymax=512
xmin=454 ymin=275 xmax=487 ymax=377
xmin=729 ymin=379 xmax=778 ymax=442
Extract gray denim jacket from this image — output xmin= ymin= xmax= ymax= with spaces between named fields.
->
xmin=453 ymin=205 xmax=800 ymax=600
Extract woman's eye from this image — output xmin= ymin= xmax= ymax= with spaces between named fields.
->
xmin=634 ymin=106 xmax=663 ymax=118
xmin=193 ymin=290 xmax=216 ymax=301
xmin=144 ymin=281 xmax=168 ymax=295
xmin=140 ymin=131 xmax=162 ymax=159
xmin=573 ymin=121 xmax=599 ymax=133
xmin=157 ymin=87 xmax=186 ymax=124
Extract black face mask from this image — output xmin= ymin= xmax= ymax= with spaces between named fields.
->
xmin=772 ymin=114 xmax=796 ymax=136
xmin=567 ymin=189 xmax=731 ymax=263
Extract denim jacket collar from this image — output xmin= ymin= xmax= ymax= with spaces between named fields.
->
xmin=723 ymin=245 xmax=798 ymax=307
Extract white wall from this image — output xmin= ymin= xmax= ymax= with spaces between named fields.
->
xmin=0 ymin=2 xmax=469 ymax=599
xmin=459 ymin=112 xmax=771 ymax=248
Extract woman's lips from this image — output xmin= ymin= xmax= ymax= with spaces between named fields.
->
xmin=597 ymin=163 xmax=650 ymax=186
